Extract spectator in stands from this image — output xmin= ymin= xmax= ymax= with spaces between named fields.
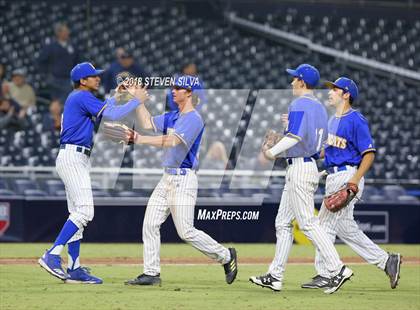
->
xmin=201 ymin=141 xmax=229 ymax=169
xmin=182 ymin=63 xmax=198 ymax=76
xmin=253 ymin=151 xmax=273 ymax=170
xmin=37 ymin=22 xmax=80 ymax=102
xmin=42 ymin=99 xmax=62 ymax=132
xmin=102 ymin=48 xmax=147 ymax=94
xmin=0 ymin=98 xmax=28 ymax=130
xmin=2 ymin=69 xmax=36 ymax=114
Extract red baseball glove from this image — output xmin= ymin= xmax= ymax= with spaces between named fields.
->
xmin=323 ymin=183 xmax=359 ymax=212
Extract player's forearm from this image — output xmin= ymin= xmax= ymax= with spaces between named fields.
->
xmin=267 ymin=136 xmax=299 ymax=157
xmin=102 ymin=98 xmax=140 ymax=121
xmin=351 ymin=152 xmax=375 ymax=183
xmin=135 ymin=134 xmax=181 ymax=148
xmin=319 ymin=148 xmax=325 ymax=159
xmin=135 ymin=104 xmax=153 ymax=130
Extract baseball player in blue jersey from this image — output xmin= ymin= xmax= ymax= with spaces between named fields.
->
xmin=38 ymin=62 xmax=148 ymax=284
xmin=301 ymin=77 xmax=402 ymax=289
xmin=249 ymin=64 xmax=352 ymax=294
xmin=124 ymin=75 xmax=237 ymax=286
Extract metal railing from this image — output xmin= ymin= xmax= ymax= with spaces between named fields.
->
xmin=0 ymin=166 xmax=418 ymax=186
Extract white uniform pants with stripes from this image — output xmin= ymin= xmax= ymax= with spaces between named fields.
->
xmin=315 ymin=168 xmax=389 ymax=277
xmin=143 ymin=171 xmax=230 ymax=276
xmin=268 ymin=159 xmax=344 ymax=281
xmin=55 ymin=147 xmax=94 ymax=243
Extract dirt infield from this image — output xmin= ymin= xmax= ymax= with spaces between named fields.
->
xmin=1 ymin=256 xmax=419 ymax=265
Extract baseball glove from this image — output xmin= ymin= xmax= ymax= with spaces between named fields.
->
xmin=102 ymin=122 xmax=135 ymax=144
xmin=323 ymin=183 xmax=359 ymax=212
xmin=261 ymin=129 xmax=282 ymax=152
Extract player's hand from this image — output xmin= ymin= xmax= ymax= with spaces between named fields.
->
xmin=318 ymin=170 xmax=328 ymax=179
xmin=124 ymin=128 xmax=139 ymax=144
xmin=348 ymin=175 xmax=361 ymax=186
xmin=127 ymin=85 xmax=149 ymax=104
xmin=263 ymin=149 xmax=276 ymax=161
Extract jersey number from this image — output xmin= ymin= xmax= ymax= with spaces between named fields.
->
xmin=315 ymin=128 xmax=324 ymax=152
xmin=60 ymin=113 xmax=64 ymax=135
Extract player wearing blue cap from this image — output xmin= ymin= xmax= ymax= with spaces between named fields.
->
xmin=124 ymin=75 xmax=237 ymax=286
xmin=250 ymin=64 xmax=353 ymax=294
xmin=38 ymin=62 xmax=148 ymax=284
xmin=301 ymin=77 xmax=401 ymax=290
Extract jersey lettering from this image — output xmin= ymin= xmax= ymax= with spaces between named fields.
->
xmin=326 ymin=133 xmax=347 ymax=149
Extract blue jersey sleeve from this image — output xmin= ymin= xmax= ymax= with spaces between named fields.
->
xmin=173 ymin=112 xmax=204 ymax=148
xmin=80 ymin=92 xmax=107 ymax=117
xmin=102 ymin=97 xmax=140 ymax=121
xmin=285 ymin=99 xmax=308 ymax=141
xmin=151 ymin=113 xmax=167 ymax=133
xmin=286 ymin=111 xmax=305 ymax=141
xmin=354 ymin=114 xmax=376 ymax=155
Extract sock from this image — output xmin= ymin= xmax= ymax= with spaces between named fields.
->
xmin=67 ymin=240 xmax=81 ymax=271
xmin=48 ymin=220 xmax=79 ymax=255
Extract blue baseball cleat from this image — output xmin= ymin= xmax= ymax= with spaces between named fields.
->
xmin=65 ymin=267 xmax=103 ymax=284
xmin=38 ymin=252 xmax=68 ymax=280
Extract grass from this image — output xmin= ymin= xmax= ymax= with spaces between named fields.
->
xmin=0 ymin=244 xmax=419 ymax=310
xmin=1 ymin=243 xmax=419 ymax=259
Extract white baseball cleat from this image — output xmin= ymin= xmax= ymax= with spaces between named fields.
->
xmin=324 ymin=266 xmax=353 ymax=294
xmin=249 ymin=273 xmax=282 ymax=291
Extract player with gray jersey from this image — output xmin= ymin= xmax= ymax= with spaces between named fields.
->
xmin=38 ymin=62 xmax=147 ymax=284
xmin=301 ymin=77 xmax=401 ymax=290
xmin=249 ymin=64 xmax=352 ymax=294
xmin=124 ymin=75 xmax=237 ymax=286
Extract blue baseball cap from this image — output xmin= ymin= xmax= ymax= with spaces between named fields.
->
xmin=286 ymin=64 xmax=320 ymax=87
xmin=325 ymin=77 xmax=359 ymax=101
xmin=70 ymin=62 xmax=104 ymax=82
xmin=173 ymin=75 xmax=202 ymax=91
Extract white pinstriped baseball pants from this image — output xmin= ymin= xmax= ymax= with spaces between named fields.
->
xmin=315 ymin=168 xmax=389 ymax=277
xmin=55 ymin=145 xmax=94 ymax=243
xmin=268 ymin=158 xmax=344 ymax=281
xmin=143 ymin=171 xmax=231 ymax=276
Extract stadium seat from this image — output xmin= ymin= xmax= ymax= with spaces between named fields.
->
xmin=24 ymin=189 xmax=48 ymax=197
xmin=43 ymin=180 xmax=65 ymax=196
xmin=0 ymin=189 xmax=16 ymax=196
xmin=383 ymin=185 xmax=406 ymax=200
xmin=0 ymin=0 xmax=417 ymax=183
xmin=116 ymin=191 xmax=139 ymax=198
xmin=0 ymin=179 xmax=8 ymax=190
xmin=12 ymin=179 xmax=38 ymax=195
xmin=367 ymin=194 xmax=388 ymax=202
xmin=92 ymin=190 xmax=111 ymax=197
xmin=362 ymin=185 xmax=379 ymax=198
xmin=397 ymin=195 xmax=419 ymax=203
